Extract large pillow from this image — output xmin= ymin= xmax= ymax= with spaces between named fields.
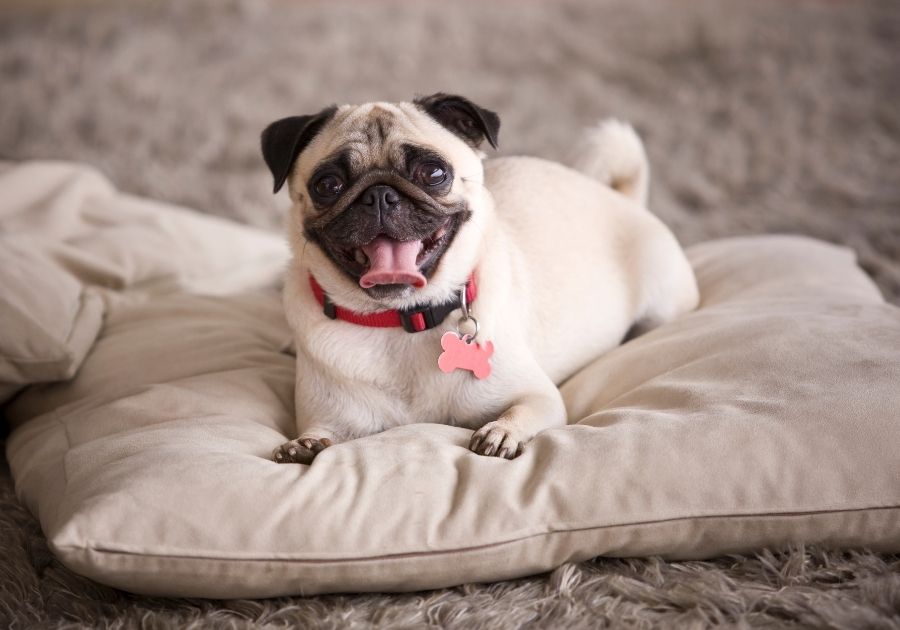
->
xmin=0 ymin=241 xmax=103 ymax=404
xmin=0 ymin=161 xmax=288 ymax=404
xmin=5 ymin=164 xmax=900 ymax=598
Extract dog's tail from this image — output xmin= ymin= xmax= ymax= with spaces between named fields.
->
xmin=567 ymin=118 xmax=649 ymax=207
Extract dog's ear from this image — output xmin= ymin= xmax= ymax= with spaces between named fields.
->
xmin=414 ymin=93 xmax=500 ymax=150
xmin=261 ymin=106 xmax=337 ymax=194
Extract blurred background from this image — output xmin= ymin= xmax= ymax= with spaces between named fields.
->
xmin=1 ymin=0 xmax=898 ymax=300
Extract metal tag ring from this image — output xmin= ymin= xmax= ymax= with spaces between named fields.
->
xmin=456 ymin=315 xmax=479 ymax=342
xmin=456 ymin=284 xmax=478 ymax=341
xmin=459 ymin=284 xmax=470 ymax=320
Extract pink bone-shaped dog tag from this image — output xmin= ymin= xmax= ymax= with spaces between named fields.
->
xmin=437 ymin=331 xmax=494 ymax=380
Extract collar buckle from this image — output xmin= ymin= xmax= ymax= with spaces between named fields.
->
xmin=400 ymin=298 xmax=459 ymax=333
xmin=322 ymin=294 xmax=337 ymax=320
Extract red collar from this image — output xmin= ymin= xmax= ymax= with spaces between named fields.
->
xmin=309 ymin=273 xmax=478 ymax=333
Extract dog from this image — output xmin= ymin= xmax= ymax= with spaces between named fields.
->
xmin=261 ymin=93 xmax=698 ymax=464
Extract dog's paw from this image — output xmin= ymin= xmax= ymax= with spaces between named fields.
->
xmin=469 ymin=421 xmax=525 ymax=459
xmin=272 ymin=437 xmax=332 ymax=465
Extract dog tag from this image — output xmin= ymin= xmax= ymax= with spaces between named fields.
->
xmin=437 ymin=331 xmax=493 ymax=380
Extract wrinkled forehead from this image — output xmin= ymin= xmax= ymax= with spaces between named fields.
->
xmin=309 ymin=103 xmax=442 ymax=172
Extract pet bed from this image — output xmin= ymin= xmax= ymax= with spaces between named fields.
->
xmin=3 ymin=162 xmax=898 ymax=598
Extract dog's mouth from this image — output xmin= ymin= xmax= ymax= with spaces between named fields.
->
xmin=324 ymin=215 xmax=460 ymax=293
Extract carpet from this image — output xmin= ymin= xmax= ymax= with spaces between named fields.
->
xmin=1 ymin=0 xmax=899 ymax=627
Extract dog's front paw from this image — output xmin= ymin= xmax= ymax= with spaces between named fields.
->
xmin=272 ymin=437 xmax=332 ymax=465
xmin=469 ymin=421 xmax=525 ymax=459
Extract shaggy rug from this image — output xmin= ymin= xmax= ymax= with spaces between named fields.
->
xmin=1 ymin=0 xmax=899 ymax=627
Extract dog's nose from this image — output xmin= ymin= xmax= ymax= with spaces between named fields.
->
xmin=358 ymin=185 xmax=400 ymax=214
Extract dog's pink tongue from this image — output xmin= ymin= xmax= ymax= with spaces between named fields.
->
xmin=359 ymin=237 xmax=427 ymax=289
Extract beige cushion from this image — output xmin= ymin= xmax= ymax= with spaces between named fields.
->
xmin=5 ymin=161 xmax=900 ymax=598
xmin=0 ymin=241 xmax=104 ymax=404
xmin=0 ymin=161 xmax=288 ymax=404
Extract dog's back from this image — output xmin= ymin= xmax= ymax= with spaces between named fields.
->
xmin=482 ymin=143 xmax=696 ymax=382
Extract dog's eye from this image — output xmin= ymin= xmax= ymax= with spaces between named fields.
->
xmin=313 ymin=174 xmax=344 ymax=198
xmin=414 ymin=163 xmax=448 ymax=187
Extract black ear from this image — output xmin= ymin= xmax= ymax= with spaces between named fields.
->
xmin=260 ymin=106 xmax=337 ymax=194
xmin=413 ymin=93 xmax=500 ymax=150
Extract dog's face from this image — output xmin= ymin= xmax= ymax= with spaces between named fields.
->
xmin=261 ymin=94 xmax=500 ymax=308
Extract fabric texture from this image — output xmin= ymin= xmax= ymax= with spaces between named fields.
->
xmin=0 ymin=161 xmax=288 ymax=404
xmin=4 ymin=161 xmax=900 ymax=599
xmin=0 ymin=245 xmax=103 ymax=405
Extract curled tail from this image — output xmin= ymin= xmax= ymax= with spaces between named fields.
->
xmin=567 ymin=118 xmax=650 ymax=208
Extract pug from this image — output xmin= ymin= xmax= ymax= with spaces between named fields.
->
xmin=261 ymin=93 xmax=698 ymax=464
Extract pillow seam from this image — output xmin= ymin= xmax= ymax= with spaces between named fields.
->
xmin=51 ymin=504 xmax=900 ymax=563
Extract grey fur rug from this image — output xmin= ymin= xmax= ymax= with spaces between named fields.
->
xmin=1 ymin=0 xmax=899 ymax=627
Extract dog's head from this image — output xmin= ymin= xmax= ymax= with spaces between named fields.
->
xmin=261 ymin=93 xmax=500 ymax=309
